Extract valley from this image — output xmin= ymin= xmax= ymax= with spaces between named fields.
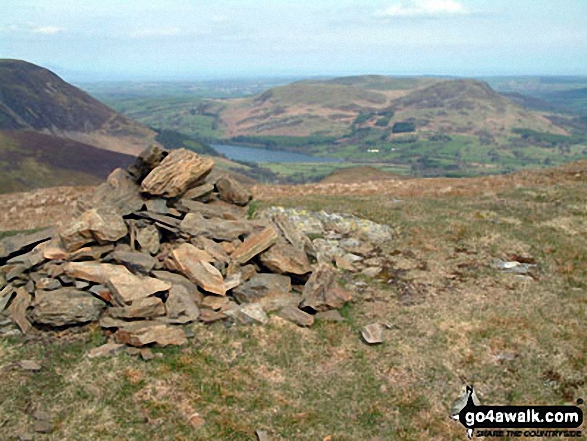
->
xmin=83 ymin=75 xmax=587 ymax=181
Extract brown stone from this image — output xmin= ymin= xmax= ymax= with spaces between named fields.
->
xmin=180 ymin=213 xmax=252 ymax=241
xmin=215 ymin=176 xmax=252 ymax=206
xmin=260 ymin=242 xmax=311 ymax=275
xmin=30 ymin=288 xmax=106 ymax=327
xmin=8 ymin=287 xmax=32 ymax=333
xmin=202 ymin=295 xmax=229 ymax=311
xmin=87 ymin=342 xmax=126 ymax=358
xmin=300 ymin=263 xmax=352 ymax=312
xmin=42 ymin=240 xmax=69 ymax=260
xmin=114 ymin=322 xmax=187 ymax=347
xmin=277 ymin=306 xmax=314 ymax=327
xmin=34 ymin=277 xmax=62 ymax=291
xmin=70 ymin=244 xmax=115 ymax=261
xmin=108 ymin=273 xmax=171 ymax=306
xmin=64 ymin=262 xmax=171 ymax=305
xmin=141 ymin=149 xmax=214 ymax=197
xmin=183 ymin=183 xmax=215 ymax=200
xmin=108 ymin=297 xmax=165 ymax=320
xmin=231 ymin=226 xmax=278 ymax=264
xmin=169 ymin=243 xmax=226 ymax=295
xmin=60 ymin=208 xmax=127 ymax=252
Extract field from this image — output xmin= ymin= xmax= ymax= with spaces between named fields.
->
xmin=0 ymin=163 xmax=586 ymax=439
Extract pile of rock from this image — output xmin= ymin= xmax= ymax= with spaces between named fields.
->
xmin=0 ymin=147 xmax=357 ymax=347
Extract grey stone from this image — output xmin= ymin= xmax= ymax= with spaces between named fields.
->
xmin=0 ymin=228 xmax=55 ymax=263
xmin=180 ymin=213 xmax=252 ymax=241
xmin=30 ymin=288 xmax=106 ymax=327
xmin=108 ymin=297 xmax=165 ymax=319
xmin=107 ymin=250 xmax=157 ymax=274
xmin=232 ymin=273 xmax=292 ymax=304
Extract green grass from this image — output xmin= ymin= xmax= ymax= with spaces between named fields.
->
xmin=2 ymin=177 xmax=586 ymax=439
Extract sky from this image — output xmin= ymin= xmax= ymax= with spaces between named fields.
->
xmin=0 ymin=0 xmax=586 ymax=81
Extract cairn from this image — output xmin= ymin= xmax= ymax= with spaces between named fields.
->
xmin=0 ymin=146 xmax=352 ymax=347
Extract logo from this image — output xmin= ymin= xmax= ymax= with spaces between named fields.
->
xmin=451 ymin=386 xmax=583 ymax=439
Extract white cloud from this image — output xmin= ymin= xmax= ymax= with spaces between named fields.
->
xmin=376 ymin=0 xmax=469 ymax=18
xmin=33 ymin=26 xmax=65 ymax=34
xmin=129 ymin=27 xmax=182 ymax=38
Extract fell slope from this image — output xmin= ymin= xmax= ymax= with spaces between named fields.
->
xmin=0 ymin=130 xmax=134 ymax=193
xmin=0 ymin=59 xmax=157 ymax=155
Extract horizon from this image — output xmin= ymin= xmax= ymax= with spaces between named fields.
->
xmin=1 ymin=0 xmax=586 ymax=82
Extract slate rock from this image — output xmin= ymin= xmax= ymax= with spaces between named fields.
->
xmin=30 ymin=288 xmax=106 ymax=327
xmin=87 ymin=342 xmax=126 ymax=358
xmin=60 ymin=207 xmax=127 ymax=252
xmin=215 ymin=176 xmax=252 ymax=206
xmin=128 ymin=144 xmax=168 ymax=181
xmin=232 ymin=273 xmax=292 ymax=304
xmin=108 ymin=297 xmax=165 ymax=319
xmin=8 ymin=287 xmax=32 ymax=333
xmin=231 ymin=226 xmax=278 ymax=264
xmin=0 ymin=228 xmax=54 ymax=263
xmin=277 ymin=306 xmax=314 ymax=327
xmin=180 ymin=213 xmax=252 ymax=241
xmin=260 ymin=242 xmax=312 ymax=275
xmin=85 ymin=168 xmax=145 ymax=215
xmin=107 ymin=250 xmax=157 ymax=274
xmin=169 ymin=243 xmax=227 ymax=295
xmin=114 ymin=322 xmax=187 ymax=347
xmin=136 ymin=224 xmax=160 ymax=255
xmin=141 ymin=149 xmax=214 ymax=198
xmin=300 ymin=263 xmax=352 ymax=312
xmin=163 ymin=285 xmax=200 ymax=324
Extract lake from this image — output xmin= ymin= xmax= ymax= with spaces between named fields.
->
xmin=211 ymin=144 xmax=342 ymax=163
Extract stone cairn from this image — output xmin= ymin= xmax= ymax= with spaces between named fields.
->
xmin=0 ymin=147 xmax=354 ymax=348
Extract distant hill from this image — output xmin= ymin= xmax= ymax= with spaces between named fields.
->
xmin=217 ymin=75 xmax=564 ymax=139
xmin=0 ymin=59 xmax=157 ymax=155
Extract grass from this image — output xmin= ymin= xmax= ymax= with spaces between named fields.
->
xmin=1 ymin=173 xmax=586 ymax=439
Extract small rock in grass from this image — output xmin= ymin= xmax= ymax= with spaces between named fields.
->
xmin=361 ymin=323 xmax=384 ymax=344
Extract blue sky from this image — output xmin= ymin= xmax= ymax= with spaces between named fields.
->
xmin=0 ymin=0 xmax=586 ymax=81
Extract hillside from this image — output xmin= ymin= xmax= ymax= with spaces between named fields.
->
xmin=217 ymin=76 xmax=564 ymax=139
xmin=0 ymin=130 xmax=134 ymax=193
xmin=0 ymin=59 xmax=157 ymax=155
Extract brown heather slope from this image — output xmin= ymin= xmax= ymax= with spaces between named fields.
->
xmin=1 ymin=160 xmax=585 ymax=232
xmin=0 ymin=130 xmax=135 ymax=194
xmin=0 ymin=59 xmax=157 ymax=155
